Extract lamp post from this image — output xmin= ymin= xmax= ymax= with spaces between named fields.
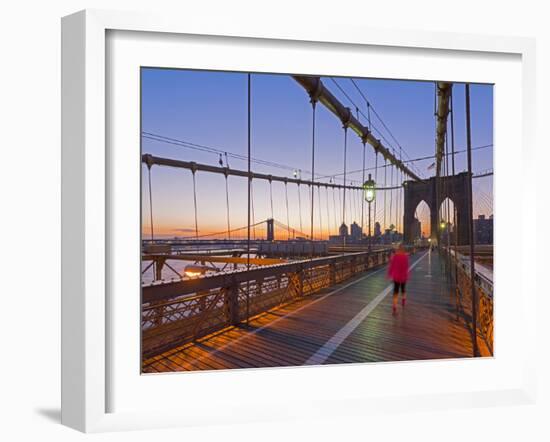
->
xmin=363 ymin=173 xmax=376 ymax=251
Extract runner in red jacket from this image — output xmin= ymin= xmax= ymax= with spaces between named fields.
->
xmin=387 ymin=244 xmax=410 ymax=316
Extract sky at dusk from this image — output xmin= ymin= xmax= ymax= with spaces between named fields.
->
xmin=141 ymin=68 xmax=493 ymax=239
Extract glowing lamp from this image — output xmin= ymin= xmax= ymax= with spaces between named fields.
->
xmin=363 ymin=174 xmax=376 ymax=203
xmin=184 ymin=264 xmax=218 ymax=278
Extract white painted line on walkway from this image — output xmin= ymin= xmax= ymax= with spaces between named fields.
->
xmin=304 ymin=251 xmax=429 ymax=366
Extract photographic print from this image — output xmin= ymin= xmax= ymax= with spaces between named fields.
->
xmin=140 ymin=68 xmax=493 ymax=373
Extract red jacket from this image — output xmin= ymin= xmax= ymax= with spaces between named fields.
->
xmin=388 ymin=251 xmax=409 ymax=283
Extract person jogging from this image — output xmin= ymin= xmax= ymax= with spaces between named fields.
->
xmin=387 ymin=244 xmax=410 ymax=316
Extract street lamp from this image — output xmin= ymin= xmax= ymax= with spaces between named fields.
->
xmin=363 ymin=173 xmax=376 ymax=250
xmin=364 ymin=174 xmax=376 ymax=204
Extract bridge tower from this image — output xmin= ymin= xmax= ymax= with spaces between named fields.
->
xmin=403 ymin=172 xmax=471 ymax=245
xmin=266 ymin=218 xmax=274 ymax=242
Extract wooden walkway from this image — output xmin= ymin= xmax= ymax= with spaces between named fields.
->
xmin=142 ymin=250 xmax=484 ymax=373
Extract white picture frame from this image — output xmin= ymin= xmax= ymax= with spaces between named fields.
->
xmin=61 ymin=9 xmax=537 ymax=433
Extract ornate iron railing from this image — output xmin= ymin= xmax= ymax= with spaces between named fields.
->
xmin=141 ymin=249 xmax=393 ymax=358
xmin=444 ymin=248 xmax=493 ymax=355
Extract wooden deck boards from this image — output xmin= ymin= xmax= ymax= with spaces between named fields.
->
xmin=142 ymin=250 xmax=483 ymax=373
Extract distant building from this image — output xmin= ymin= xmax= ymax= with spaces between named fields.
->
xmin=350 ymin=222 xmax=362 ymax=240
xmin=329 ymin=222 xmax=349 ymax=245
xmin=374 ymin=222 xmax=381 ymax=238
xmin=339 ymin=222 xmax=349 ymax=237
xmin=474 ymin=214 xmax=493 ymax=244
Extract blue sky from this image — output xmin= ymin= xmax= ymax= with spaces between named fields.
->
xmin=141 ymin=68 xmax=493 ymax=238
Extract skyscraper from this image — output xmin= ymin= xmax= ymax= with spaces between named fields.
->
xmin=350 ymin=221 xmax=362 ymax=240
xmin=374 ymin=221 xmax=381 ymax=238
xmin=338 ymin=222 xmax=349 ymax=237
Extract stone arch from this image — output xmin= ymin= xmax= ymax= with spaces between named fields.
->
xmin=439 ymin=197 xmax=456 ymax=245
xmin=404 ymin=172 xmax=471 ymax=245
xmin=413 ymin=200 xmax=431 ymax=240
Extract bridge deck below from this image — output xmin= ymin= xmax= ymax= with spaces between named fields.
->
xmin=143 ymin=250 xmax=482 ymax=373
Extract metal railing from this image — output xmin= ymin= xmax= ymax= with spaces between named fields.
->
xmin=443 ymin=247 xmax=493 ymax=355
xmin=141 ymin=249 xmax=393 ymax=359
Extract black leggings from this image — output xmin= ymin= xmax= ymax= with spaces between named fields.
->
xmin=393 ymin=282 xmax=406 ymax=294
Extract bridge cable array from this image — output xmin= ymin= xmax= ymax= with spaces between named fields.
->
xmin=143 ymin=73 xmax=486 ymax=270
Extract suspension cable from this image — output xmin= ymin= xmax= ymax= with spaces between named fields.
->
xmin=269 ymin=178 xmax=274 ymax=220
xmin=284 ymin=182 xmax=290 ymax=240
xmin=317 ymin=186 xmax=323 ymax=240
xmin=246 ymin=72 xmax=251 ymax=325
xmin=384 ymin=158 xmax=387 ymax=234
xmin=297 ymin=183 xmax=303 ymax=236
xmin=360 ymin=143 xmax=366 ymax=235
xmin=332 ymin=185 xmax=338 ymax=235
xmin=342 ymin=127 xmax=348 ymax=250
xmin=374 ymin=151 xmax=378 ymax=239
xmin=353 ymin=188 xmax=357 ymax=227
xmin=398 ymin=168 xmax=402 ymax=234
xmin=389 ymin=165 xmax=394 ymax=234
xmin=308 ymin=184 xmax=313 ymax=240
xmin=224 ymin=174 xmax=231 ymax=239
xmin=325 ymin=186 xmax=330 ymax=238
xmin=147 ymin=164 xmax=154 ymax=242
xmin=310 ymin=101 xmax=317 ymax=249
xmin=251 ymin=180 xmax=256 ymax=240
xmin=395 ymin=169 xmax=401 ymax=233
xmin=191 ymin=170 xmax=199 ymax=251
xmin=146 ymin=164 xmax=155 ymax=279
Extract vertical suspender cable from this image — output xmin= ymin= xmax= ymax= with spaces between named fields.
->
xmin=373 ymin=152 xmax=378 ymax=241
xmin=450 ymin=89 xmax=459 ymax=298
xmin=269 ymin=179 xmax=274 ymax=221
xmin=318 ymin=186 xmax=323 ymax=240
xmin=357 ymin=188 xmax=361 ymax=227
xmin=325 ymin=186 xmax=330 ymax=238
xmin=400 ymin=169 xmax=403 ymax=235
xmin=384 ymin=159 xmax=387 ymax=235
xmin=191 ymin=170 xmax=199 ymax=252
xmin=251 ymin=181 xmax=256 ymax=239
xmin=399 ymin=169 xmax=403 ymax=235
xmin=336 ymin=183 xmax=341 ymax=227
xmin=224 ymin=174 xmax=231 ymax=239
xmin=342 ymin=127 xmax=348 ymax=251
xmin=147 ymin=164 xmax=154 ymax=242
xmin=451 ymin=93 xmax=456 ymax=176
xmin=389 ymin=165 xmax=394 ymax=238
xmin=349 ymin=180 xmax=357 ymax=226
xmin=297 ymin=183 xmax=303 ymax=236
xmin=465 ymin=84 xmax=479 ymax=357
xmin=396 ymin=168 xmax=400 ymax=235
xmin=310 ymin=102 xmax=316 ymax=251
xmin=360 ymin=143 xmax=366 ymax=235
xmin=332 ymin=185 xmax=337 ymax=235
xmin=246 ymin=73 xmax=251 ymax=325
xmin=308 ymin=184 xmax=313 ymax=239
xmin=146 ymin=164 xmax=155 ymax=279
xmin=284 ymin=182 xmax=290 ymax=240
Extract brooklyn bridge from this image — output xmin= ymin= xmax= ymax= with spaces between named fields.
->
xmin=140 ymin=72 xmax=493 ymax=372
